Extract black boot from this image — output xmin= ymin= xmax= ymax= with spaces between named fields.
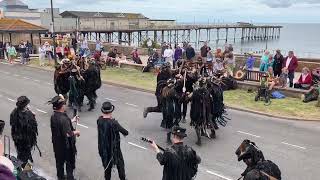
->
xmin=143 ymin=108 xmax=148 ymax=118
xmin=166 ymin=132 xmax=172 ymax=144
xmin=195 ymin=129 xmax=202 ymax=146
xmin=210 ymin=129 xmax=216 ymax=139
xmin=88 ymin=102 xmax=95 ymax=111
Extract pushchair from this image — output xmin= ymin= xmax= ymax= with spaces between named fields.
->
xmin=255 ymin=73 xmax=271 ymax=105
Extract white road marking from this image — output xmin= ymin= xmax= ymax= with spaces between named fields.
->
xmin=105 ymin=98 xmax=116 ymax=102
xmin=0 ymin=62 xmax=9 ymax=65
xmin=23 ymin=76 xmax=30 ymax=80
xmin=33 ymin=79 xmax=40 ymax=82
xmin=47 ymin=82 xmax=53 ymax=86
xmin=128 ymin=142 xmax=148 ymax=150
xmin=125 ymin=103 xmax=138 ymax=107
xmin=13 ymin=74 xmax=20 ymax=77
xmin=237 ymin=131 xmax=261 ymax=138
xmin=7 ymin=98 xmax=15 ymax=102
xmin=2 ymin=71 xmax=9 ymax=74
xmin=281 ymin=142 xmax=306 ymax=150
xmin=77 ymin=123 xmax=89 ymax=129
xmin=206 ymin=170 xmax=234 ymax=180
xmin=36 ymin=109 xmax=47 ymax=114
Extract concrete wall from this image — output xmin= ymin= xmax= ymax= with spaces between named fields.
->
xmin=149 ymin=20 xmax=175 ymax=27
xmin=40 ymin=12 xmax=77 ymax=32
xmin=4 ymin=11 xmax=41 ymax=25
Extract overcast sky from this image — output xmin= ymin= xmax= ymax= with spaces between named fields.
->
xmin=23 ymin=0 xmax=320 ymax=23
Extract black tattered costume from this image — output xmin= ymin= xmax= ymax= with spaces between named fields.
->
xmin=10 ymin=96 xmax=38 ymax=165
xmin=97 ymin=101 xmax=128 ymax=180
xmin=49 ymin=95 xmax=77 ymax=180
xmin=156 ymin=127 xmax=201 ymax=180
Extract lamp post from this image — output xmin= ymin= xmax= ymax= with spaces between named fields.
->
xmin=50 ymin=0 xmax=57 ymax=65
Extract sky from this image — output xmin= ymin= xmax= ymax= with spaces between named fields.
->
xmin=21 ymin=0 xmax=320 ymax=23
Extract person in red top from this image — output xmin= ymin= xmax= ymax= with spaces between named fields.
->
xmin=283 ymin=51 xmax=298 ymax=87
xmin=64 ymin=45 xmax=71 ymax=58
xmin=294 ymin=67 xmax=313 ymax=90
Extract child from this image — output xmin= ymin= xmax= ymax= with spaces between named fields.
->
xmin=279 ymin=67 xmax=288 ymax=88
xmin=301 ymin=82 xmax=320 ymax=104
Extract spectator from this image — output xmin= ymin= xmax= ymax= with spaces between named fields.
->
xmin=131 ymin=48 xmax=142 ymax=64
xmin=7 ymin=43 xmax=16 ymax=64
xmin=246 ymin=52 xmax=255 ymax=70
xmin=260 ymin=50 xmax=270 ymax=72
xmin=95 ymin=40 xmax=102 ymax=52
xmin=64 ymin=44 xmax=71 ymax=58
xmin=56 ymin=44 xmax=63 ymax=60
xmin=294 ymin=67 xmax=313 ymax=90
xmin=266 ymin=67 xmax=276 ymax=91
xmin=71 ymin=34 xmax=77 ymax=53
xmin=107 ymin=48 xmax=118 ymax=66
xmin=301 ymin=82 xmax=320 ymax=103
xmin=207 ymin=47 xmax=214 ymax=67
xmin=39 ymin=44 xmax=46 ymax=66
xmin=0 ymin=120 xmax=15 ymax=180
xmin=215 ymin=48 xmax=223 ymax=59
xmin=44 ymin=42 xmax=53 ymax=64
xmin=163 ymin=45 xmax=174 ymax=68
xmin=161 ymin=42 xmax=167 ymax=58
xmin=4 ymin=42 xmax=10 ymax=61
xmin=147 ymin=38 xmax=153 ymax=56
xmin=19 ymin=41 xmax=27 ymax=64
xmin=185 ymin=44 xmax=195 ymax=61
xmin=174 ymin=45 xmax=182 ymax=69
xmin=224 ymin=53 xmax=235 ymax=76
xmin=26 ymin=40 xmax=32 ymax=54
xmin=283 ymin=51 xmax=298 ymax=88
xmin=200 ymin=42 xmax=208 ymax=61
xmin=265 ymin=54 xmax=274 ymax=72
xmin=273 ymin=50 xmax=284 ymax=77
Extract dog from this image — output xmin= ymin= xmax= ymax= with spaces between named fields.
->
xmin=278 ymin=68 xmax=288 ymax=88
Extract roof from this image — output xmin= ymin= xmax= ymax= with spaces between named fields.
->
xmin=0 ymin=0 xmax=28 ymax=7
xmin=149 ymin=19 xmax=175 ymax=22
xmin=0 ymin=18 xmax=47 ymax=32
xmin=60 ymin=11 xmax=148 ymax=19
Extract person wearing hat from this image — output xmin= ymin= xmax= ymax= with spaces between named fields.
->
xmin=9 ymin=96 xmax=38 ymax=166
xmin=143 ymin=62 xmax=172 ymax=118
xmin=68 ymin=68 xmax=83 ymax=116
xmin=151 ymin=126 xmax=201 ymax=180
xmin=49 ymin=95 xmax=80 ymax=180
xmin=97 ymin=101 xmax=128 ymax=180
xmin=83 ymin=59 xmax=101 ymax=111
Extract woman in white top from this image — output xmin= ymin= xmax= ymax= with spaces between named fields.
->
xmin=163 ymin=45 xmax=174 ymax=68
xmin=39 ymin=45 xmax=46 ymax=66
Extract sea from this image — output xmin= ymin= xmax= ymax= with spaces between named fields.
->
xmin=182 ymin=23 xmax=320 ymax=59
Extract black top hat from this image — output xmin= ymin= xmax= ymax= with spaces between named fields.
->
xmin=16 ymin=96 xmax=30 ymax=109
xmin=49 ymin=95 xmax=66 ymax=110
xmin=0 ymin=120 xmax=5 ymax=135
xmin=171 ymin=126 xmax=187 ymax=138
xmin=101 ymin=101 xmax=115 ymax=114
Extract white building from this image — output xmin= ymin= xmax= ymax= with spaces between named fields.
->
xmin=0 ymin=0 xmax=41 ymax=25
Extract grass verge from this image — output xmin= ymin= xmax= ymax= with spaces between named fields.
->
xmin=28 ymin=59 xmax=320 ymax=120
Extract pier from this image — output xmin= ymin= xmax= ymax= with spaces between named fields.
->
xmin=58 ymin=24 xmax=282 ymax=49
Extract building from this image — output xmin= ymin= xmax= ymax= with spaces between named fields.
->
xmin=149 ymin=19 xmax=176 ymax=28
xmin=0 ymin=0 xmax=41 ymax=25
xmin=0 ymin=18 xmax=47 ymax=46
xmin=59 ymin=11 xmax=150 ymax=31
xmin=40 ymin=8 xmax=77 ymax=32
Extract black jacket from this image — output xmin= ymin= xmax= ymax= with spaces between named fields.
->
xmin=185 ymin=47 xmax=195 ymax=60
xmin=273 ymin=54 xmax=284 ymax=73
xmin=97 ymin=117 xmax=128 ymax=167
xmin=157 ymin=142 xmax=201 ymax=180
xmin=50 ymin=111 xmax=76 ymax=160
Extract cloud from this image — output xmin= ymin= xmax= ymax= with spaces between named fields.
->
xmin=258 ymin=0 xmax=320 ymax=8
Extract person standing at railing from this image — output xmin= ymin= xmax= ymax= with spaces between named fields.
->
xmin=185 ymin=44 xmax=195 ymax=61
xmin=259 ymin=50 xmax=270 ymax=72
xmin=245 ymin=52 xmax=255 ymax=70
xmin=283 ymin=51 xmax=298 ymax=88
xmin=174 ymin=44 xmax=182 ymax=69
xmin=273 ymin=50 xmax=284 ymax=77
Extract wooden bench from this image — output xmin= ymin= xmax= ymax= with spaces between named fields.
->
xmin=245 ymin=70 xmax=262 ymax=82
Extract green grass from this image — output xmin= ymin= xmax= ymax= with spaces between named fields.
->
xmin=28 ymin=59 xmax=320 ymax=120
xmin=224 ymin=89 xmax=319 ymax=120
xmin=101 ymin=67 xmax=156 ymax=91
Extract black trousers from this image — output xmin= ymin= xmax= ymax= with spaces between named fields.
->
xmin=274 ymin=70 xmax=281 ymax=77
xmin=145 ymin=96 xmax=162 ymax=113
xmin=16 ymin=145 xmax=33 ymax=165
xmin=54 ymin=147 xmax=76 ymax=180
xmin=288 ymin=71 xmax=295 ymax=88
xmin=182 ymin=101 xmax=188 ymax=118
xmin=104 ymin=154 xmax=126 ymax=180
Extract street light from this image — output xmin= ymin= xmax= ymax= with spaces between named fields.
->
xmin=50 ymin=0 xmax=57 ymax=65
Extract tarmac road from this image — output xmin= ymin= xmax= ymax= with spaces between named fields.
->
xmin=0 ymin=62 xmax=319 ymax=180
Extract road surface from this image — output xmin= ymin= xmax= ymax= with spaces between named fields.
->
xmin=0 ymin=62 xmax=319 ymax=180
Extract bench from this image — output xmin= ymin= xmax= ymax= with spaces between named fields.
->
xmin=245 ymin=70 xmax=262 ymax=82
